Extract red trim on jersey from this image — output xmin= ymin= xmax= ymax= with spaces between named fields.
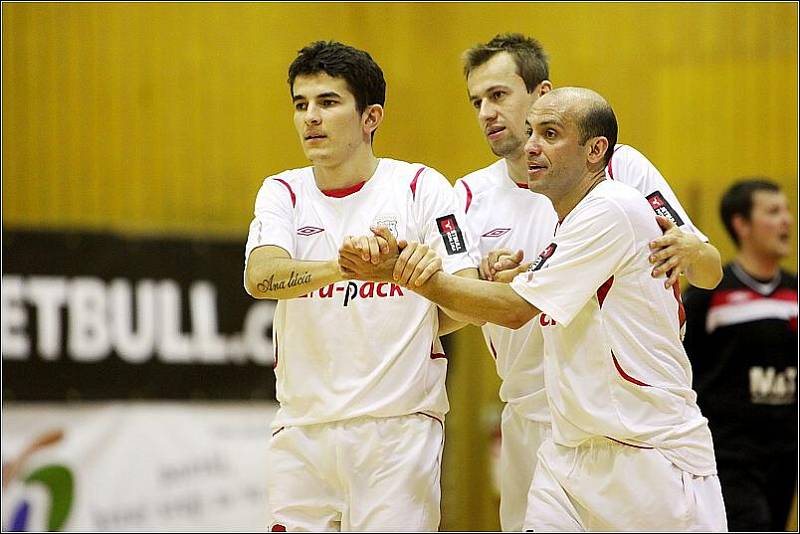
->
xmin=515 ymin=182 xmax=529 ymax=189
xmin=606 ymin=436 xmax=654 ymax=449
xmin=672 ymin=282 xmax=686 ymax=328
xmin=461 ymin=181 xmax=474 ymax=213
xmin=430 ymin=344 xmax=447 ymax=360
xmin=410 ymin=167 xmax=425 ymax=200
xmin=321 ymin=180 xmax=367 ymax=198
xmin=710 ymin=287 xmax=798 ymax=309
xmin=606 ymin=144 xmax=623 ymax=180
xmin=274 ymin=178 xmax=296 ymax=207
xmin=273 ymin=334 xmax=279 ymax=369
xmin=597 ymin=276 xmax=614 ymax=308
xmin=416 ymin=411 xmax=444 ymax=426
xmin=488 ymin=338 xmax=498 ymax=360
xmin=611 ymin=351 xmax=651 ymax=387
xmin=270 ymin=523 xmax=287 ymax=532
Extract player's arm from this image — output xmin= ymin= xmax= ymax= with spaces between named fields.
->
xmin=413 ymin=270 xmax=539 ymax=330
xmin=386 ymin=241 xmax=535 ymax=329
xmin=649 ymin=216 xmax=723 ymax=290
xmin=436 ymin=267 xmax=486 ymax=334
xmin=245 ymin=245 xmax=345 ymax=300
xmin=613 ymin=145 xmax=722 ymax=290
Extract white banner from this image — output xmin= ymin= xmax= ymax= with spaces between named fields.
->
xmin=1 ymin=402 xmax=278 ymax=531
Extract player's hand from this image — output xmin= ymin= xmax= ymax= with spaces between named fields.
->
xmin=480 ymin=248 xmax=524 ymax=281
xmin=338 ymin=227 xmax=406 ymax=282
xmin=393 ymin=241 xmax=442 ymax=287
xmin=349 ymin=231 xmax=391 ymax=265
xmin=493 ymin=261 xmax=532 ymax=283
xmin=649 ymin=215 xmax=702 ymax=289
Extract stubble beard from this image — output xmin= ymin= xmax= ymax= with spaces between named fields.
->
xmin=489 ymin=133 xmax=525 ymax=159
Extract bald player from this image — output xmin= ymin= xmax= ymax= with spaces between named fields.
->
xmin=341 ymin=87 xmax=727 ymax=531
xmin=455 ymin=33 xmax=722 ymax=531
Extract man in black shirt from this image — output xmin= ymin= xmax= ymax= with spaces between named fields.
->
xmin=683 ymin=178 xmax=797 ymax=531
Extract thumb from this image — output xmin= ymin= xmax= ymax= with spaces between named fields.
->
xmin=655 ymin=215 xmax=673 ymax=231
xmin=372 ymin=225 xmax=398 ymax=252
xmin=512 ymin=249 xmax=524 ymax=264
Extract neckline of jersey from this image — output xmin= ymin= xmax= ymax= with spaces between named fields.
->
xmin=321 ymin=180 xmax=367 ymax=197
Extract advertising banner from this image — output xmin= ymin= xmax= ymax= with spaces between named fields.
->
xmin=1 ymin=402 xmax=277 ymax=531
xmin=2 ymin=230 xmax=276 ymax=400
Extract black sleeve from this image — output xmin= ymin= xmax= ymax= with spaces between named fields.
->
xmin=682 ymin=285 xmax=713 ymax=377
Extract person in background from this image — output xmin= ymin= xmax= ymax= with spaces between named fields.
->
xmin=683 ymin=178 xmax=798 ymax=531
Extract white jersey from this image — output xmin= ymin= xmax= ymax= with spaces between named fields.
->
xmin=245 ymin=158 xmax=475 ymax=428
xmin=510 ymin=179 xmax=717 ymax=476
xmin=455 ymin=159 xmax=556 ymax=423
xmin=455 ymin=145 xmax=708 ymax=423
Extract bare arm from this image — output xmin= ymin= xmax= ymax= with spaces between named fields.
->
xmin=649 ymin=215 xmax=723 ymax=290
xmin=339 ymin=228 xmax=485 ymax=333
xmin=245 ymin=245 xmax=345 ymax=300
xmin=412 ymin=270 xmax=539 ymax=330
xmin=436 ymin=267 xmax=485 ymax=333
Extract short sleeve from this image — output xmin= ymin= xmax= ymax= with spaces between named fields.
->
xmin=609 ymin=145 xmax=709 ymax=242
xmin=413 ymin=168 xmax=478 ymax=274
xmin=510 ymin=197 xmax=635 ymax=326
xmin=244 ymin=177 xmax=297 ymax=269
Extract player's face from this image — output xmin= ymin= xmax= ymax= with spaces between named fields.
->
xmin=292 ymin=73 xmax=365 ymax=166
xmin=744 ymin=190 xmax=793 ymax=260
xmin=523 ymin=97 xmax=587 ymax=202
xmin=467 ymin=53 xmax=537 ymax=159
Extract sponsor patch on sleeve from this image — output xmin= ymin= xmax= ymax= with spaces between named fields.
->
xmin=529 ymin=242 xmax=557 ymax=272
xmin=646 ymin=191 xmax=684 ymax=226
xmin=436 ymin=214 xmax=467 ymax=255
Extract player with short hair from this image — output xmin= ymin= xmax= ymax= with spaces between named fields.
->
xmin=683 ymin=178 xmax=797 ymax=531
xmin=243 ymin=40 xmax=477 ymax=532
xmin=343 ymin=87 xmax=727 ymax=531
xmin=456 ymin=33 xmax=723 ymax=531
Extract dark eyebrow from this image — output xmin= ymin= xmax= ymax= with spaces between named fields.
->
xmin=293 ymin=91 xmax=342 ymax=102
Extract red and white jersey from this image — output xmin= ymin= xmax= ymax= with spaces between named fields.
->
xmin=456 ymin=145 xmax=709 ymax=424
xmin=455 ymin=159 xmax=556 ymax=423
xmin=245 ymin=158 xmax=476 ymax=428
xmin=510 ymin=179 xmax=717 ymax=476
xmin=607 ymin=145 xmax=708 ymax=241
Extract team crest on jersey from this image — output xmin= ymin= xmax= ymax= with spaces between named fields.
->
xmin=482 ymin=228 xmax=511 ymax=238
xmin=529 ymin=242 xmax=557 ymax=272
xmin=436 ymin=214 xmax=466 ymax=255
xmin=646 ymin=191 xmax=684 ymax=226
xmin=372 ymin=215 xmax=399 ymax=238
xmin=297 ymin=226 xmax=324 ymax=236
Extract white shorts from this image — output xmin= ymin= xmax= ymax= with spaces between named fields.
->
xmin=267 ymin=413 xmax=444 ymax=532
xmin=525 ymin=438 xmax=728 ymax=532
xmin=499 ymin=404 xmax=551 ymax=532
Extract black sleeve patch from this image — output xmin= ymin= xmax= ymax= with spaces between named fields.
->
xmin=529 ymin=242 xmax=557 ymax=272
xmin=436 ymin=214 xmax=467 ymax=255
xmin=646 ymin=191 xmax=684 ymax=226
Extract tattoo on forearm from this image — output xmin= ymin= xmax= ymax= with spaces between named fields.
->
xmin=257 ymin=271 xmax=312 ymax=293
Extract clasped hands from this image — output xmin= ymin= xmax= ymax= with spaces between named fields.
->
xmin=338 ymin=226 xmax=442 ymax=287
xmin=477 ymin=215 xmax=702 ymax=288
xmin=339 ymin=216 xmax=700 ymax=289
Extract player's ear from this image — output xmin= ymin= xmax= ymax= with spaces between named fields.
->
xmin=363 ymin=104 xmax=384 ymax=135
xmin=537 ymin=80 xmax=552 ymax=96
xmin=586 ymin=136 xmax=609 ymax=165
xmin=731 ymin=213 xmax=750 ymax=243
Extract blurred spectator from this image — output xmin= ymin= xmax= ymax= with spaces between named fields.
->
xmin=683 ymin=178 xmax=798 ymax=531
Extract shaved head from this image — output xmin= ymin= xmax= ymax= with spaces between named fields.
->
xmin=534 ymin=87 xmax=618 ymax=166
